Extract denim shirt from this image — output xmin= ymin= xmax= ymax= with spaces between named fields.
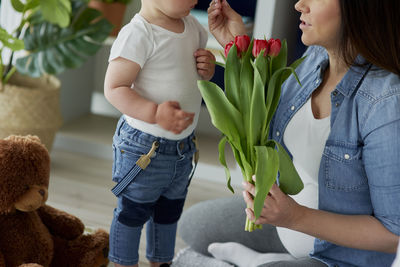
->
xmin=270 ymin=46 xmax=400 ymax=267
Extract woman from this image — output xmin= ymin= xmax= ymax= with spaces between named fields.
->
xmin=179 ymin=0 xmax=400 ymax=266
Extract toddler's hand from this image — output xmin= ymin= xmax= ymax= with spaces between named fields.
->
xmin=194 ymin=49 xmax=216 ymax=81
xmin=155 ymin=101 xmax=195 ymax=134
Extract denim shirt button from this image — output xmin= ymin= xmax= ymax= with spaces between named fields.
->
xmin=335 ymin=102 xmax=340 ymax=107
xmin=344 ymin=154 xmax=350 ymax=160
xmin=290 ymin=105 xmax=295 ymax=111
xmin=315 ymin=79 xmax=320 ymax=84
xmin=332 ymin=90 xmax=338 ymax=96
xmin=276 ymin=131 xmax=280 ymax=137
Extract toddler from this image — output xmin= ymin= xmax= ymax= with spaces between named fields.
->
xmin=103 ymin=0 xmax=215 ymax=266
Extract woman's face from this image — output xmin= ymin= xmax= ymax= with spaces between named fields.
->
xmin=295 ymin=0 xmax=341 ymax=50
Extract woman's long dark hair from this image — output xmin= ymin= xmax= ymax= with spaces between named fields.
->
xmin=339 ymin=0 xmax=400 ymax=76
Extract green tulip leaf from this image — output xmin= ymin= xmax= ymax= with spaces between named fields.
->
xmin=225 ymin=45 xmax=241 ymax=109
xmin=253 ymin=145 xmax=279 ymax=219
xmin=249 ymin=63 xmax=267 ymax=149
xmin=239 ymin=149 xmax=253 ymax=182
xmin=228 ymin=140 xmax=244 ymax=172
xmin=272 ymin=141 xmax=304 ymax=195
xmin=265 ymin=67 xmax=293 ymax=126
xmin=281 ymin=56 xmax=306 ymax=84
xmin=271 ymin=39 xmax=287 ymax=73
xmin=198 ymin=80 xmax=245 ymax=147
xmin=218 ymin=136 xmax=234 ymax=193
xmin=240 ymin=41 xmax=254 ymax=121
xmin=254 ymin=53 xmax=268 ymax=85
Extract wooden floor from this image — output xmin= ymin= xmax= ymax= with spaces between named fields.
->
xmin=47 ymin=147 xmax=237 ymax=267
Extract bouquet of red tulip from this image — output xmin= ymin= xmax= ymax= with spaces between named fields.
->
xmin=198 ymin=35 xmax=304 ymax=231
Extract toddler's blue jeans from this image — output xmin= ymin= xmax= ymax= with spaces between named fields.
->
xmin=109 ymin=116 xmax=197 ymax=265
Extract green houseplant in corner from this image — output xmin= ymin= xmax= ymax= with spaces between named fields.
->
xmin=0 ymin=0 xmax=112 ymax=150
xmin=89 ymin=0 xmax=133 ymax=36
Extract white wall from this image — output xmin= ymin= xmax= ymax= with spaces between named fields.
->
xmin=254 ymin=0 xmax=299 ymax=62
xmin=0 ymin=1 xmax=22 ymax=65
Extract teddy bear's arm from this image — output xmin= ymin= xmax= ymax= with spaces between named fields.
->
xmin=37 ymin=204 xmax=85 ymax=240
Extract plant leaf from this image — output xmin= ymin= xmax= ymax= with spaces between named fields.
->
xmin=218 ymin=136 xmax=234 ymax=193
xmin=15 ymin=2 xmax=112 ymax=77
xmin=253 ymin=53 xmax=268 ymax=85
xmin=240 ymin=41 xmax=254 ymax=158
xmin=40 ymin=0 xmax=72 ymax=28
xmin=271 ymin=39 xmax=287 ymax=73
xmin=0 ymin=27 xmax=24 ymax=51
xmin=281 ymin=56 xmax=306 ymax=84
xmin=225 ymin=45 xmax=241 ymax=109
xmin=11 ymin=0 xmax=25 ymax=12
xmin=272 ymin=141 xmax=304 ymax=195
xmin=228 ymin=140 xmax=244 ymax=172
xmin=265 ymin=67 xmax=293 ymax=127
xmin=239 ymin=149 xmax=253 ymax=182
xmin=198 ymin=80 xmax=245 ymax=147
xmin=24 ymin=0 xmax=40 ymax=12
xmin=253 ymin=145 xmax=279 ymax=219
xmin=249 ymin=62 xmax=267 ymax=150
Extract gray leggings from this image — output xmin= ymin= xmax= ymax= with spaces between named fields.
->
xmin=178 ymin=196 xmax=327 ymax=267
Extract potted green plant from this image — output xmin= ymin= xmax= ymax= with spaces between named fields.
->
xmin=0 ymin=0 xmax=112 ymax=150
xmin=89 ymin=0 xmax=133 ymax=36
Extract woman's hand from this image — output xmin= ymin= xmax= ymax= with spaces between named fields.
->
xmin=208 ymin=0 xmax=246 ymax=47
xmin=243 ymin=178 xmax=400 ymax=253
xmin=195 ymin=48 xmax=216 ymax=81
xmin=242 ymin=180 xmax=305 ymax=228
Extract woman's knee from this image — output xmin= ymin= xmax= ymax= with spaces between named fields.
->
xmin=179 ymin=196 xmax=245 ymax=255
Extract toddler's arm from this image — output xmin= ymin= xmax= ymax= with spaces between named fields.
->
xmin=104 ymin=57 xmax=194 ymax=134
xmin=195 ymin=49 xmax=216 ymax=81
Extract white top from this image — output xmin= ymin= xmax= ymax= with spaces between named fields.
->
xmin=277 ymin=97 xmax=330 ymax=258
xmin=109 ymin=14 xmax=208 ymax=140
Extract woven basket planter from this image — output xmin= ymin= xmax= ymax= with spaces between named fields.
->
xmin=0 ymin=73 xmax=63 ymax=151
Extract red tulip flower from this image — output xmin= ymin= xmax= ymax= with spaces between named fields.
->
xmin=268 ymin=38 xmax=281 ymax=57
xmin=234 ymin=35 xmax=251 ymax=56
xmin=252 ymin=39 xmax=269 ymax=57
xmin=224 ymin=41 xmax=234 ymax=57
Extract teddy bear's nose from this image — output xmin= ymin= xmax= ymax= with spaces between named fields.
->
xmin=39 ymin=189 xmax=45 ymax=196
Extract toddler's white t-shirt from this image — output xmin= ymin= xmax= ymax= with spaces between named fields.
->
xmin=109 ymin=14 xmax=208 ymax=140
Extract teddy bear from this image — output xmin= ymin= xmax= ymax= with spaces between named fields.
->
xmin=0 ymin=135 xmax=110 ymax=267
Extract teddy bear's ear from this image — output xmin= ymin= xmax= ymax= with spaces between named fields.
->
xmin=0 ymin=135 xmax=49 ymax=213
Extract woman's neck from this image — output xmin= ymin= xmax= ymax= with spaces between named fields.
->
xmin=326 ymin=49 xmax=349 ymax=82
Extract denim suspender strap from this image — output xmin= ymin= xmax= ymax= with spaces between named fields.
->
xmin=111 ymin=141 xmax=160 ymax=196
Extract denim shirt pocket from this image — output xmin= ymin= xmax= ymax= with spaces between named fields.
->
xmin=321 ymin=143 xmax=369 ymax=192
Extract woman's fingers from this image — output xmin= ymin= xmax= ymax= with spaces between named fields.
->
xmin=245 ymin=208 xmax=255 ymax=221
xmin=242 ymin=190 xmax=254 ymax=204
xmin=242 ymin=181 xmax=255 ymax=196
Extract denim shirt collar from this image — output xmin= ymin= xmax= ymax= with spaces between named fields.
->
xmin=312 ymin=49 xmax=372 ymax=97
xmin=336 ymin=55 xmax=372 ymax=97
